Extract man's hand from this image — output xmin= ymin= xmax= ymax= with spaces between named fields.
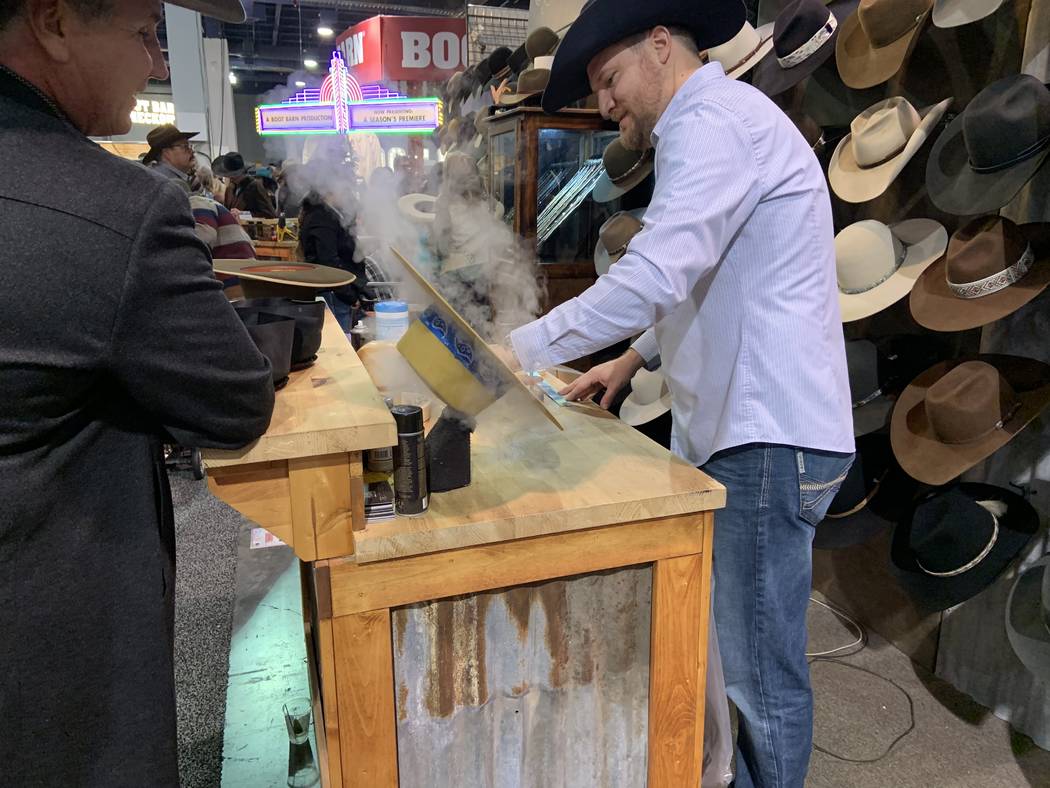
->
xmin=560 ymin=349 xmax=646 ymax=409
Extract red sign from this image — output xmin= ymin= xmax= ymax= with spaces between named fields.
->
xmin=337 ymin=16 xmax=468 ymax=84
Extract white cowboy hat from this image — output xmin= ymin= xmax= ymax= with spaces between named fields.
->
xmin=620 ymin=368 xmax=673 ymax=426
xmin=932 ymin=0 xmax=1003 ymax=27
xmin=829 ymin=96 xmax=952 ymax=203
xmin=836 ymin=218 xmax=948 ymax=322
xmin=398 ymin=193 xmax=437 ymax=224
xmin=705 ymin=21 xmax=775 ymax=79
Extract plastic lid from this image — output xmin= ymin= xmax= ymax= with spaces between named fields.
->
xmin=391 ymin=404 xmax=424 ymax=433
xmin=375 ymin=300 xmax=409 ymax=313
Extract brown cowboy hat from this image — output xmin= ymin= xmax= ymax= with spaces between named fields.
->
xmin=592 ymin=137 xmax=655 ymax=203
xmin=835 ymin=0 xmax=932 ymax=89
xmin=142 ymin=123 xmax=198 ymax=164
xmin=498 ymin=68 xmax=551 ymax=106
xmin=910 ymin=217 xmax=1050 ymax=332
xmin=890 ymin=355 xmax=1050 ymax=486
xmin=594 ymin=209 xmax=646 ymax=276
xmin=213 ymin=259 xmax=355 ymax=299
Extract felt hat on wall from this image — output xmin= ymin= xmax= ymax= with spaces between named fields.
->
xmin=752 ymin=0 xmax=846 ymax=97
xmin=835 ymin=0 xmax=932 ymax=89
xmin=706 ymin=21 xmax=776 ymax=80
xmin=592 ymin=137 xmax=655 ymax=203
xmin=932 ymin=0 xmax=1003 ymax=28
xmin=594 ymin=209 xmax=646 ymax=276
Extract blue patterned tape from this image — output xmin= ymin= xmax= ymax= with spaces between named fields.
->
xmin=420 ymin=307 xmax=504 ymax=393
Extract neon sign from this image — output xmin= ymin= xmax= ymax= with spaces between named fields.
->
xmin=255 ymin=51 xmax=441 ymax=136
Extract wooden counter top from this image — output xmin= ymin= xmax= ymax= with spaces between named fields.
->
xmin=351 ymin=385 xmax=725 ymax=564
xmin=202 ymin=310 xmax=397 ymax=469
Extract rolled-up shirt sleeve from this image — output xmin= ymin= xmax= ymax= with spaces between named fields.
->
xmin=509 ymin=99 xmax=764 ymax=372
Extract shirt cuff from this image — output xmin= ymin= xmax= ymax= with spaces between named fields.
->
xmin=631 ymin=329 xmax=661 ymax=370
xmin=508 ymin=321 xmax=553 ymax=373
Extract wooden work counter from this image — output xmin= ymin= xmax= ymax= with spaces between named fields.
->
xmin=204 ymin=314 xmax=726 ymax=788
xmin=252 ymin=239 xmax=300 ymax=261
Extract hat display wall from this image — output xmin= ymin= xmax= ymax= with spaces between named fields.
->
xmin=594 ymin=209 xmax=646 ymax=276
xmin=541 ymin=0 xmax=746 ymax=112
xmin=706 ymin=21 xmax=776 ymax=80
xmin=213 ymin=259 xmax=355 ymax=299
xmin=890 ymin=483 xmax=1039 ymax=611
xmin=926 ymin=75 xmax=1050 ymax=216
xmin=932 ymin=0 xmax=1003 ymax=28
xmin=836 ymin=218 xmax=948 ymax=322
xmin=752 ymin=0 xmax=841 ymax=97
xmin=498 ymin=68 xmax=551 ymax=107
xmin=890 ymin=356 xmax=1050 ymax=486
xmin=1006 ymin=555 xmax=1050 ymax=679
xmin=620 ymin=368 xmax=673 ymax=426
xmin=592 ymin=138 xmax=655 ymax=203
xmin=835 ymin=0 xmax=933 ymax=89
xmin=828 ymin=96 xmax=952 ymax=202
xmin=910 ymin=216 xmax=1050 ymax=332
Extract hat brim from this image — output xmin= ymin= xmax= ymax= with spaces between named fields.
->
xmin=620 ymin=392 xmax=673 ymax=426
xmin=213 ymin=164 xmax=247 ymax=177
xmin=541 ymin=0 xmax=746 ymax=113
xmin=829 ymin=98 xmax=952 ymax=203
xmin=909 ymin=227 xmax=1050 ymax=332
xmin=835 ymin=7 xmax=929 ymax=89
xmin=1006 ymin=557 xmax=1050 ymax=678
xmin=718 ymin=25 xmax=776 ymax=80
xmin=932 ymin=0 xmax=1003 ymax=27
xmin=839 ymin=218 xmax=948 ymax=322
xmin=213 ymin=259 xmax=356 ymax=288
xmin=166 ymin=0 xmax=246 ymax=23
xmin=592 ymin=157 xmax=654 ymax=203
xmin=752 ymin=29 xmax=837 ymax=97
xmin=925 ymin=111 xmax=1050 ymax=215
xmin=143 ymin=131 xmax=199 ymax=164
xmin=816 ymin=456 xmax=919 ymax=549
xmin=890 ymin=483 xmax=1039 ymax=612
xmin=498 ymin=89 xmax=544 ymax=107
xmin=398 ymin=194 xmax=438 ymax=223
xmin=889 ymin=355 xmax=1050 ymax=486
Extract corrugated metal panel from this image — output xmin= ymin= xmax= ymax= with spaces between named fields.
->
xmin=392 ymin=566 xmax=653 ymax=788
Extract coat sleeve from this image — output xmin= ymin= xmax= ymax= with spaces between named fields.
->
xmin=250 ymin=180 xmax=278 ymax=219
xmin=107 ymin=180 xmax=275 ymax=449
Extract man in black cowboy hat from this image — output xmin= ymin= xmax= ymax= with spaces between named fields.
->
xmin=143 ymin=122 xmax=199 ymax=190
xmin=214 ymin=150 xmax=278 ymax=218
xmin=0 ymin=1 xmax=273 ymax=785
xmin=505 ymin=1 xmax=855 ymax=785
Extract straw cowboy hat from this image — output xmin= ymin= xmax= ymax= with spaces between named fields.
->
xmin=540 ymin=0 xmax=745 ymax=113
xmin=1006 ymin=555 xmax=1050 ymax=679
xmin=890 ymin=356 xmax=1050 ymax=486
xmin=890 ymin=483 xmax=1039 ymax=612
xmin=620 ymin=368 xmax=673 ymax=426
xmin=706 ymin=21 xmax=775 ymax=80
xmin=836 ymin=218 xmax=948 ymax=322
xmin=835 ymin=0 xmax=933 ymax=89
xmin=594 ymin=209 xmax=646 ymax=276
xmin=828 ymin=96 xmax=952 ymax=203
xmin=592 ymin=137 xmax=655 ymax=203
xmin=926 ymin=75 xmax=1050 ymax=216
xmin=932 ymin=0 xmax=1003 ymax=27
xmin=399 ymin=193 xmax=438 ymax=224
xmin=169 ymin=0 xmax=245 ymax=23
xmin=910 ymin=216 xmax=1050 ymax=332
xmin=752 ymin=0 xmax=846 ymax=97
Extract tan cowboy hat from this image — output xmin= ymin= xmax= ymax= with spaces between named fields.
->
xmin=890 ymin=356 xmax=1050 ymax=486
xmin=706 ymin=21 xmax=776 ymax=79
xmin=168 ymin=0 xmax=245 ymax=23
xmin=932 ymin=0 xmax=1003 ymax=27
xmin=398 ymin=193 xmax=438 ymax=224
xmin=828 ymin=96 xmax=952 ymax=203
xmin=592 ymin=138 xmax=655 ymax=203
xmin=836 ymin=218 xmax=948 ymax=322
xmin=213 ymin=259 xmax=355 ymax=299
xmin=594 ymin=209 xmax=646 ymax=276
xmin=498 ymin=68 xmax=551 ymax=106
xmin=620 ymin=368 xmax=673 ymax=426
xmin=910 ymin=217 xmax=1050 ymax=332
xmin=835 ymin=0 xmax=933 ymax=89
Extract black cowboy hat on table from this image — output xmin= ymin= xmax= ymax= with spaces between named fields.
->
xmin=890 ymin=482 xmax=1039 ymax=612
xmin=235 ymin=311 xmax=296 ymax=390
xmin=540 ymin=0 xmax=747 ymax=113
xmin=235 ymin=298 xmax=326 ymax=370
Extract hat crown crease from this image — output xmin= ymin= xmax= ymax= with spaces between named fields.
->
xmin=853 ymin=98 xmax=921 ymax=166
xmin=925 ymin=362 xmax=1018 ymax=444
xmin=858 ymin=0 xmax=930 ymax=47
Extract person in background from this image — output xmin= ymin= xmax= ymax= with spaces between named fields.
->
xmin=0 ymin=0 xmax=274 ymax=785
xmin=299 ymin=190 xmax=368 ymax=331
xmin=142 ymin=122 xmax=197 ymax=191
xmin=213 ymin=151 xmax=277 ymax=218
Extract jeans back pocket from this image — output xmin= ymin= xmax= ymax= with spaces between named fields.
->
xmin=796 ymin=449 xmax=853 ymax=527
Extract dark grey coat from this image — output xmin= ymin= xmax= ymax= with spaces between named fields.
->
xmin=0 ymin=68 xmax=275 ymax=786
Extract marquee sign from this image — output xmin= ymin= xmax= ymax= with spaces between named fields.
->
xmin=255 ymin=51 xmax=442 ymax=136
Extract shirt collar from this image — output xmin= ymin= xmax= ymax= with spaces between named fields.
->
xmin=153 ymin=160 xmax=192 ymax=183
xmin=0 ymin=65 xmax=76 ymax=129
xmin=651 ymin=61 xmax=726 ymax=147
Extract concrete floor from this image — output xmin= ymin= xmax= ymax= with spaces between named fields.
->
xmin=172 ymin=474 xmax=1050 ymax=787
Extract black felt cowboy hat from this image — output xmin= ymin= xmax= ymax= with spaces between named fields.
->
xmin=541 ymin=0 xmax=747 ymax=113
xmin=752 ymin=0 xmax=847 ymax=97
xmin=890 ymin=483 xmax=1039 ymax=612
xmin=235 ymin=298 xmax=326 ymax=370
xmin=236 ymin=311 xmax=296 ymax=390
xmin=926 ymin=75 xmax=1050 ymax=215
xmin=212 ymin=152 xmax=248 ymax=178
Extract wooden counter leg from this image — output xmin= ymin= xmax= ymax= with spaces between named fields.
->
xmin=647 ymin=513 xmax=714 ymax=787
xmin=332 ymin=609 xmax=399 ymax=788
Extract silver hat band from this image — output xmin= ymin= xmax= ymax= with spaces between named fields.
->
xmin=948 ymin=244 xmax=1035 ymax=299
xmin=777 ymin=14 xmax=837 ymax=69
xmin=840 ymin=236 xmax=907 ymax=295
xmin=916 ymin=510 xmax=1000 ymax=578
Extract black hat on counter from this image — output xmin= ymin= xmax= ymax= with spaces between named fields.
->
xmin=237 ymin=311 xmax=296 ymax=389
xmin=236 ymin=298 xmax=326 ymax=370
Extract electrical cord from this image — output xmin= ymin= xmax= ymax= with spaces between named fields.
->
xmin=806 ymin=596 xmax=866 ymax=657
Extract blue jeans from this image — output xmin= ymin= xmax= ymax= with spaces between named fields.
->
xmin=322 ymin=292 xmax=354 ymax=332
xmin=701 ymin=444 xmax=853 ymax=788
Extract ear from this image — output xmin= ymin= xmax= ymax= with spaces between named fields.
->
xmin=24 ymin=0 xmax=77 ymax=63
xmin=649 ymin=26 xmax=675 ymax=66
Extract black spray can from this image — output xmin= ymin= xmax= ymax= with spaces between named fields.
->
xmin=391 ymin=405 xmax=428 ymax=516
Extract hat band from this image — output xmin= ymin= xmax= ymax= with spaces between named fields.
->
xmin=969 ymin=132 xmax=1050 ymax=174
xmin=915 ymin=511 xmax=999 ymax=578
xmin=777 ymin=14 xmax=837 ymax=69
xmin=840 ymin=239 xmax=907 ymax=295
xmin=823 ymin=472 xmax=885 ymax=519
xmin=948 ymin=244 xmax=1035 ymax=300
xmin=611 ymin=151 xmax=652 ymax=186
xmin=937 ymin=399 xmax=1022 ymax=446
xmin=723 ymin=33 xmax=772 ymax=75
xmin=857 ymin=138 xmax=909 ymax=170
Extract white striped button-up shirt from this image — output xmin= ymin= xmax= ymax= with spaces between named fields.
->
xmin=510 ymin=62 xmax=854 ymax=466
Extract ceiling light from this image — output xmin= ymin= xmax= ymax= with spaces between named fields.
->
xmin=228 ymin=71 xmax=238 ymax=85
xmin=317 ymin=26 xmax=334 ymax=38
xmin=295 ymin=80 xmax=307 ymax=88
xmin=304 ymin=58 xmax=318 ymax=69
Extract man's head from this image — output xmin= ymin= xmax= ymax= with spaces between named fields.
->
xmin=0 ymin=0 xmax=168 ymax=136
xmin=160 ymin=138 xmax=196 ymax=175
xmin=587 ymin=26 xmax=703 ymax=150
xmin=144 ymin=123 xmax=198 ymax=174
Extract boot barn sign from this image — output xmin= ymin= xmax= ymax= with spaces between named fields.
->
xmin=336 ymin=15 xmax=468 ymax=84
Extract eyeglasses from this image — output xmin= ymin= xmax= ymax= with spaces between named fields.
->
xmin=169 ymin=142 xmax=194 ymax=153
